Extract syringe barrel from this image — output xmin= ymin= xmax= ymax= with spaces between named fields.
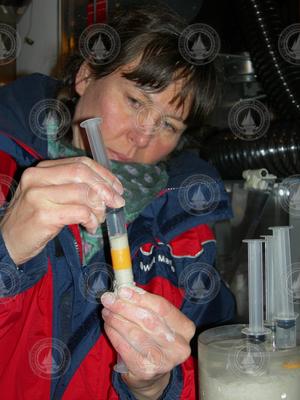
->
xmin=80 ymin=117 xmax=134 ymax=287
xmin=263 ymin=235 xmax=276 ymax=323
xmin=106 ymin=208 xmax=127 ymax=237
xmin=244 ymin=239 xmax=265 ymax=334
xmin=269 ymin=226 xmax=294 ymax=319
xmin=107 ymin=209 xmax=134 ymax=287
xmin=80 ymin=118 xmax=111 ymax=170
xmin=275 ymin=318 xmax=297 ymax=349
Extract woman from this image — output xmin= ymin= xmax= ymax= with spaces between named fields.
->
xmin=0 ymin=4 xmax=235 ymax=400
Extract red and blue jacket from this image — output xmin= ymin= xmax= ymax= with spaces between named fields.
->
xmin=0 ymin=74 xmax=235 ymax=399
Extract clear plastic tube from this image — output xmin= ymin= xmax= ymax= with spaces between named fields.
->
xmin=268 ymin=227 xmax=294 ymax=319
xmin=269 ymin=226 xmax=298 ymax=349
xmin=106 ymin=209 xmax=134 ymax=287
xmin=242 ymin=239 xmax=270 ymax=339
xmin=261 ymin=235 xmax=276 ymax=350
xmin=80 ymin=117 xmax=134 ymax=373
xmin=80 ymin=118 xmax=134 ymax=288
xmin=261 ymin=235 xmax=276 ymax=324
xmin=80 ymin=118 xmax=110 ymax=169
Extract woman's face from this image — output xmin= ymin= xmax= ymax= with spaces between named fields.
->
xmin=73 ymin=63 xmax=190 ymax=164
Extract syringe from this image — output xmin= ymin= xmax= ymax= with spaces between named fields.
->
xmin=261 ymin=235 xmax=276 ymax=350
xmin=242 ymin=239 xmax=270 ymax=341
xmin=80 ymin=117 xmax=134 ymax=374
xmin=80 ymin=117 xmax=134 ymax=289
xmin=262 ymin=235 xmax=276 ymax=325
xmin=106 ymin=207 xmax=134 ymax=287
xmin=269 ymin=226 xmax=298 ymax=349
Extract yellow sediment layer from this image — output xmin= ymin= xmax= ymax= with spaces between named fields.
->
xmin=282 ymin=361 xmax=300 ymax=369
xmin=111 ymin=247 xmax=132 ymax=270
xmin=110 ymin=234 xmax=132 ymax=270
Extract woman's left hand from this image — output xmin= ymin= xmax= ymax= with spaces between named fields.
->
xmin=100 ymin=286 xmax=195 ymax=399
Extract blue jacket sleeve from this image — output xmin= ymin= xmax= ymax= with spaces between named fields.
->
xmin=112 ymin=365 xmax=183 ymax=399
xmin=0 ymin=232 xmax=48 ymax=298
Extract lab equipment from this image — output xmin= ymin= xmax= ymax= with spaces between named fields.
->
xmin=261 ymin=235 xmax=276 ymax=349
xmin=242 ymin=169 xmax=276 ymax=191
xmin=80 ymin=117 xmax=134 ymax=374
xmin=262 ymin=235 xmax=276 ymax=324
xmin=242 ymin=239 xmax=270 ymax=340
xmin=197 ymin=229 xmax=300 ymax=399
xmin=80 ymin=117 xmax=134 ymax=289
xmin=269 ymin=226 xmax=298 ymax=349
xmin=198 ymin=324 xmax=300 ymax=400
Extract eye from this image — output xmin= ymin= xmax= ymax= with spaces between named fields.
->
xmin=128 ymin=96 xmax=142 ymax=109
xmin=163 ymin=120 xmax=177 ymax=134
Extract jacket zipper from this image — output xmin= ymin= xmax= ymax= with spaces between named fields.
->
xmin=67 ymin=226 xmax=82 ymax=265
xmin=158 ymin=186 xmax=178 ymax=197
xmin=73 ymin=237 xmax=80 ymax=261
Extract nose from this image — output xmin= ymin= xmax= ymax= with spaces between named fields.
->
xmin=128 ymin=127 xmax=154 ymax=148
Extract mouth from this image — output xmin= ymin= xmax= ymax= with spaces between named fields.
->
xmin=107 ymin=148 xmax=133 ymax=162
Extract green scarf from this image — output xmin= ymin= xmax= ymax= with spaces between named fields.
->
xmin=48 ymin=138 xmax=168 ymax=263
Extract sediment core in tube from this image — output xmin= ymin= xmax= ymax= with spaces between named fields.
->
xmin=110 ymin=234 xmax=132 ymax=270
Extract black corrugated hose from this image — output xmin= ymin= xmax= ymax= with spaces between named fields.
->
xmin=235 ymin=0 xmax=300 ymax=119
xmin=203 ymin=120 xmax=300 ymax=179
xmin=203 ymin=0 xmax=300 ymax=178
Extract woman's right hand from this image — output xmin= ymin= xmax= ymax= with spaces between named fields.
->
xmin=0 ymin=156 xmax=125 ymax=266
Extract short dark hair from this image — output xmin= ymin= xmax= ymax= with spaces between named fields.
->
xmin=61 ymin=3 xmax=219 ymax=129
